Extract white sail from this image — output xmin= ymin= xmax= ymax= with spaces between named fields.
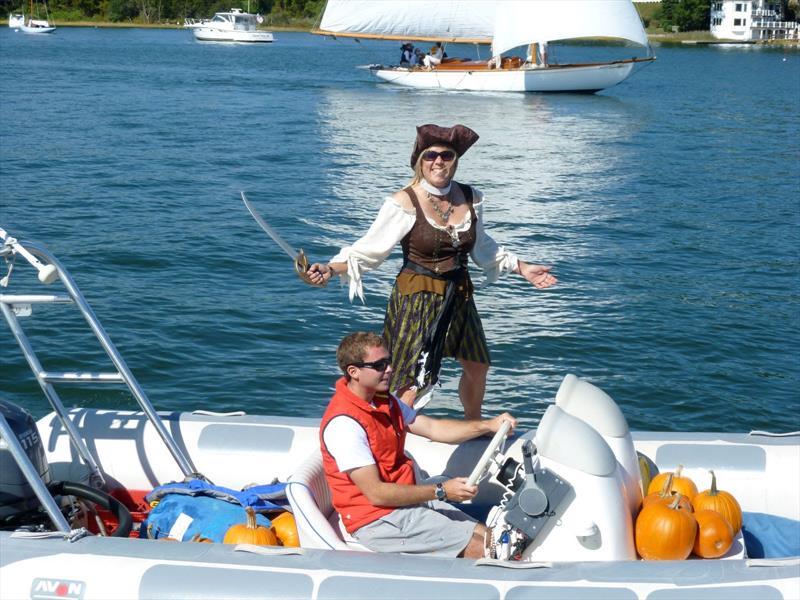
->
xmin=492 ymin=0 xmax=649 ymax=56
xmin=317 ymin=0 xmax=495 ymax=43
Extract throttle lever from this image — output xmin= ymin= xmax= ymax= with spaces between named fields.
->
xmin=518 ymin=440 xmax=548 ymax=516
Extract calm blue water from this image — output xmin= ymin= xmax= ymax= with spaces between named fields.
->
xmin=1 ymin=28 xmax=798 ymax=432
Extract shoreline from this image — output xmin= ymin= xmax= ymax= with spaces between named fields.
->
xmin=3 ymin=20 xmax=797 ymax=45
xmin=2 ymin=20 xmax=310 ymax=32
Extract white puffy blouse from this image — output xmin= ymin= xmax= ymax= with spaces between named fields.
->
xmin=330 ymin=189 xmax=519 ymax=302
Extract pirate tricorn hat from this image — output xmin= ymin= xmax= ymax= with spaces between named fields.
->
xmin=410 ymin=124 xmax=479 ymax=168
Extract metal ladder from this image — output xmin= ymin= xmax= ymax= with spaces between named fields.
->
xmin=0 ymin=227 xmax=202 ymax=488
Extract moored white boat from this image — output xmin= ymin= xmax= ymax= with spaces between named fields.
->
xmin=19 ymin=18 xmax=55 ymax=34
xmin=191 ymin=8 xmax=273 ymax=43
xmin=1 ymin=228 xmax=798 ymax=599
xmin=314 ymin=0 xmax=655 ymax=93
xmin=8 ymin=13 xmax=25 ymax=28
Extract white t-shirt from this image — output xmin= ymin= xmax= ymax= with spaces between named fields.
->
xmin=323 ymin=399 xmax=417 ymax=473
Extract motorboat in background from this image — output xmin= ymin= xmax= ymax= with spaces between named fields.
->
xmin=314 ymin=0 xmax=654 ymax=93
xmin=8 ymin=13 xmax=25 ymax=28
xmin=0 ymin=227 xmax=798 ymax=599
xmin=190 ymin=8 xmax=274 ymax=43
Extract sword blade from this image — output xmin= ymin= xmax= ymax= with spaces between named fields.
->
xmin=241 ymin=192 xmax=299 ymax=261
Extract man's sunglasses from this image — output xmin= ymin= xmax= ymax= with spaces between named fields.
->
xmin=350 ymin=357 xmax=392 ymax=372
xmin=421 ymin=150 xmax=456 ymax=162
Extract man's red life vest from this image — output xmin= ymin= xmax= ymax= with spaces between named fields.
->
xmin=320 ymin=377 xmax=416 ymax=533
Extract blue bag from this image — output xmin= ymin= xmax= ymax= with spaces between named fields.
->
xmin=141 ymin=479 xmax=289 ymax=543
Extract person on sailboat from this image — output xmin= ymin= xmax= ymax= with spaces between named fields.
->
xmin=400 ymin=42 xmax=414 ymax=66
xmin=423 ymin=43 xmax=444 ymax=69
xmin=320 ymin=331 xmax=516 ymax=557
xmin=306 ymin=124 xmax=557 ymax=419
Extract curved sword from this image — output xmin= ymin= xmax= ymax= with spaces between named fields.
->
xmin=241 ymin=192 xmax=323 ymax=287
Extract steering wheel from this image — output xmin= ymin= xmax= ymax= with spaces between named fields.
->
xmin=48 ymin=481 xmax=133 ymax=537
xmin=466 ymin=421 xmax=512 ymax=487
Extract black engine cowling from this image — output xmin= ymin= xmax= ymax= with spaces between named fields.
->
xmin=0 ymin=399 xmax=52 ymax=520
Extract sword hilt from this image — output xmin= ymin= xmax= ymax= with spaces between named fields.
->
xmin=295 ymin=249 xmax=326 ymax=287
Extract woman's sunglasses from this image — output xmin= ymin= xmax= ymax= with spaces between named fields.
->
xmin=421 ymin=150 xmax=456 ymax=162
xmin=350 ymin=357 xmax=392 ymax=372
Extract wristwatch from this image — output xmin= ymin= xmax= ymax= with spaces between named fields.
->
xmin=435 ymin=482 xmax=447 ymax=502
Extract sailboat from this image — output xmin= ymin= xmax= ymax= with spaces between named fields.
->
xmin=313 ymin=0 xmax=654 ymax=93
xmin=18 ymin=0 xmax=56 ymax=34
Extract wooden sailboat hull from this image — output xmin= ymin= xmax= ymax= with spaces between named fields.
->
xmin=370 ymin=59 xmax=649 ymax=93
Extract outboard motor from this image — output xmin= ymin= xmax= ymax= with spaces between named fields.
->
xmin=0 ymin=399 xmax=133 ymax=536
xmin=0 ymin=400 xmax=52 ymax=521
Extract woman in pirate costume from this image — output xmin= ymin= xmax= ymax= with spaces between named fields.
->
xmin=307 ymin=124 xmax=556 ymax=419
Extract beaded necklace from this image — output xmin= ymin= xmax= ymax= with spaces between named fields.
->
xmin=426 ymin=191 xmax=461 ymax=248
xmin=426 ymin=191 xmax=454 ymax=223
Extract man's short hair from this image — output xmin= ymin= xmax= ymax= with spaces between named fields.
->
xmin=337 ymin=332 xmax=386 ymax=379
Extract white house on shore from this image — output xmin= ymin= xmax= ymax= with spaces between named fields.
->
xmin=710 ymin=1 xmax=799 ymax=40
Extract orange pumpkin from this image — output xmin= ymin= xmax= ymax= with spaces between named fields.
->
xmin=647 ymin=464 xmax=698 ymax=500
xmin=692 ymin=509 xmax=734 ymax=558
xmin=271 ymin=511 xmax=300 ymax=548
xmin=635 ymin=495 xmax=697 ymax=560
xmin=223 ymin=507 xmax=279 ymax=545
xmin=692 ymin=470 xmax=742 ymax=534
xmin=642 ymin=474 xmax=693 ymax=513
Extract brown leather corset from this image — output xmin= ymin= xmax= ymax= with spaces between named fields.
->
xmin=400 ymin=183 xmax=476 ymax=276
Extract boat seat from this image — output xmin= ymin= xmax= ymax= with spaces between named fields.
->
xmin=286 ymin=450 xmax=369 ymax=551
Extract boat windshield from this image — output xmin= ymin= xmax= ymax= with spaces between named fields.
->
xmin=233 ymin=14 xmax=255 ymax=30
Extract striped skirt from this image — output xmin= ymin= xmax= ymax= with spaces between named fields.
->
xmin=383 ymin=282 xmax=491 ymax=393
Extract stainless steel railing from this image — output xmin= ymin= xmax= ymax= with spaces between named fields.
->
xmin=0 ymin=227 xmax=204 ymax=487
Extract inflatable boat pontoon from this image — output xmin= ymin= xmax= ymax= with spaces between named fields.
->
xmin=1 ymin=228 xmax=798 ymax=600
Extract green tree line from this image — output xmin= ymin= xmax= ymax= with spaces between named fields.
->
xmin=3 ymin=0 xmax=796 ymax=29
xmin=2 ymin=0 xmax=324 ymax=24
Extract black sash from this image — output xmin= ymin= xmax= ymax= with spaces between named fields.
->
xmin=401 ymin=261 xmax=467 ymax=392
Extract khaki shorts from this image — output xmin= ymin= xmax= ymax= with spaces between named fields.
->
xmin=352 ymin=500 xmax=478 ymax=557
